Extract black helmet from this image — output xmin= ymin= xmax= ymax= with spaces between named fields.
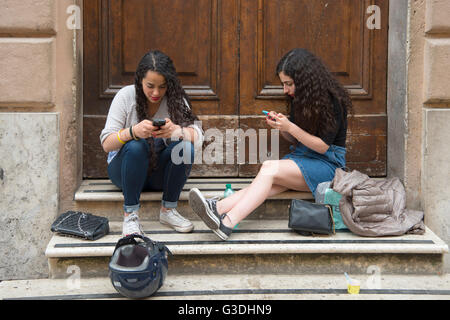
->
xmin=109 ymin=234 xmax=171 ymax=299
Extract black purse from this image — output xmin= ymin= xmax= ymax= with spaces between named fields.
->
xmin=51 ymin=211 xmax=110 ymax=240
xmin=288 ymin=199 xmax=335 ymax=236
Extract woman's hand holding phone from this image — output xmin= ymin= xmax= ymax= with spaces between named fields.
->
xmin=263 ymin=110 xmax=291 ymax=132
xmin=152 ymin=118 xmax=181 ymax=139
xmin=132 ymin=119 xmax=157 ymax=139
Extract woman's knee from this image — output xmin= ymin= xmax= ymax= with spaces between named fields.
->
xmin=171 ymin=140 xmax=195 ymax=164
xmin=259 ymin=160 xmax=281 ymax=177
xmin=123 ymin=139 xmax=149 ymax=158
xmin=272 ymin=159 xmax=308 ymax=190
xmin=260 ymin=160 xmax=302 ymax=184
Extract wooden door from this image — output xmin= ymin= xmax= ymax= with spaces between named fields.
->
xmin=83 ymin=0 xmax=388 ymax=178
xmin=239 ymin=0 xmax=389 ymax=176
xmin=83 ymin=0 xmax=239 ymax=178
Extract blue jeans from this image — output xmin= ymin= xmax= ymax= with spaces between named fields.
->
xmin=108 ymin=139 xmax=194 ymax=213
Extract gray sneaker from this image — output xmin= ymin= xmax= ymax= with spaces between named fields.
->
xmin=122 ymin=212 xmax=145 ymax=237
xmin=160 ymin=208 xmax=194 ymax=233
xmin=214 ymin=216 xmax=233 ymax=241
xmin=188 ymin=188 xmax=233 ymax=241
xmin=189 ymin=188 xmax=221 ymax=229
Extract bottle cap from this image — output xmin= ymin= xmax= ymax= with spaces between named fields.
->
xmin=226 ymin=184 xmax=232 ymax=189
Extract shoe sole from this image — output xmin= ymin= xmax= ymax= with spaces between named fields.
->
xmin=121 ymin=231 xmax=145 ymax=237
xmin=212 ymin=228 xmax=229 ymax=241
xmin=122 ymin=226 xmax=145 ymax=237
xmin=160 ymin=220 xmax=194 ymax=233
xmin=189 ymin=188 xmax=220 ymax=229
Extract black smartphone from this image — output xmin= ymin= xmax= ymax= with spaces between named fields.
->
xmin=152 ymin=118 xmax=166 ymax=128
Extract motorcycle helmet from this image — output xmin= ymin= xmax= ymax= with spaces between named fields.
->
xmin=109 ymin=234 xmax=171 ymax=299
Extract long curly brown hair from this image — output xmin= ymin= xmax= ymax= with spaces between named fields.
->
xmin=276 ymin=48 xmax=353 ymax=139
xmin=135 ymin=50 xmax=199 ymax=173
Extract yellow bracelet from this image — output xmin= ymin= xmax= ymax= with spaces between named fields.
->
xmin=117 ymin=129 xmax=126 ymax=144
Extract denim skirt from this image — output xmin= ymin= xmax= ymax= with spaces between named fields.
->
xmin=282 ymin=143 xmax=346 ymax=196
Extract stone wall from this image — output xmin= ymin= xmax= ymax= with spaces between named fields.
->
xmin=421 ymin=0 xmax=450 ymax=271
xmin=0 ymin=0 xmax=81 ymax=280
xmin=405 ymin=0 xmax=450 ymax=271
xmin=0 ymin=113 xmax=59 ymax=278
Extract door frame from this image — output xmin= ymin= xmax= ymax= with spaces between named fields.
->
xmin=386 ymin=0 xmax=407 ymax=181
xmin=74 ymin=0 xmax=406 ymax=180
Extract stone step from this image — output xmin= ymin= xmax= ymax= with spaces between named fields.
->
xmin=45 ymin=220 xmax=448 ymax=278
xmin=75 ymin=178 xmax=313 ymax=201
xmin=70 ymin=178 xmax=313 ymax=221
xmin=3 ymin=274 xmax=450 ymax=301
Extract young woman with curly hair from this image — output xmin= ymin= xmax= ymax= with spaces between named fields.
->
xmin=189 ymin=48 xmax=352 ymax=240
xmin=100 ymin=50 xmax=204 ymax=236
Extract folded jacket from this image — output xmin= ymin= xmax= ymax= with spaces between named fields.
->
xmin=331 ymin=168 xmax=425 ymax=237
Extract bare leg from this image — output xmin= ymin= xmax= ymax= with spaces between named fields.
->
xmin=216 ymin=184 xmax=287 ymax=215
xmin=223 ymin=160 xmax=309 ymax=227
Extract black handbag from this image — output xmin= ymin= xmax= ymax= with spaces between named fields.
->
xmin=51 ymin=211 xmax=110 ymax=240
xmin=288 ymin=199 xmax=335 ymax=236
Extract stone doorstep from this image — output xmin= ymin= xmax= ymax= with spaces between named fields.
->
xmin=45 ymin=220 xmax=448 ymax=259
xmin=74 ymin=178 xmax=314 ymax=202
xmin=72 ymin=178 xmax=310 ymax=221
xmin=61 ymin=179 xmax=448 ymax=277
xmin=45 ymin=220 xmax=448 ymax=278
xmin=46 ymin=220 xmax=448 ymax=278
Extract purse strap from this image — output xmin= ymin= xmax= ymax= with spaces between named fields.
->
xmin=326 ymin=204 xmax=336 ymax=235
xmin=53 ymin=211 xmax=77 ymax=229
xmin=53 ymin=211 xmax=89 ymax=237
xmin=76 ymin=212 xmax=91 ymax=238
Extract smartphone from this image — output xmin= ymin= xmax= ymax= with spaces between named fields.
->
xmin=262 ymin=110 xmax=276 ymax=121
xmin=152 ymin=118 xmax=166 ymax=128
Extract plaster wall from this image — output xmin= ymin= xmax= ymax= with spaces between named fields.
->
xmin=420 ymin=0 xmax=450 ymax=271
xmin=405 ymin=0 xmax=450 ymax=271
xmin=0 ymin=0 xmax=82 ymax=280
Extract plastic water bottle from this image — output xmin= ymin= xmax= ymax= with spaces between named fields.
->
xmin=224 ymin=184 xmax=235 ymax=198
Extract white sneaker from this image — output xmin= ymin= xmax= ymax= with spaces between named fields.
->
xmin=160 ymin=208 xmax=194 ymax=233
xmin=122 ymin=212 xmax=145 ymax=237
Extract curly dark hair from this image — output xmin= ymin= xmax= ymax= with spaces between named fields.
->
xmin=135 ymin=50 xmax=199 ymax=173
xmin=276 ymin=48 xmax=353 ymax=139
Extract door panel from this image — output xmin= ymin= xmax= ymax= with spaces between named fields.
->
xmin=239 ymin=0 xmax=388 ymax=176
xmin=101 ymin=0 xmax=222 ymax=103
xmin=83 ymin=0 xmax=239 ymax=178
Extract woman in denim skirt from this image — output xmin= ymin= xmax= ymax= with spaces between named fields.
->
xmin=189 ymin=48 xmax=352 ymax=240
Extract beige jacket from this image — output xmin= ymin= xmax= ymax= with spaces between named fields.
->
xmin=331 ymin=168 xmax=425 ymax=237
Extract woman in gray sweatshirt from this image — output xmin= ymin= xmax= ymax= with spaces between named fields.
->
xmin=100 ymin=50 xmax=204 ymax=237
